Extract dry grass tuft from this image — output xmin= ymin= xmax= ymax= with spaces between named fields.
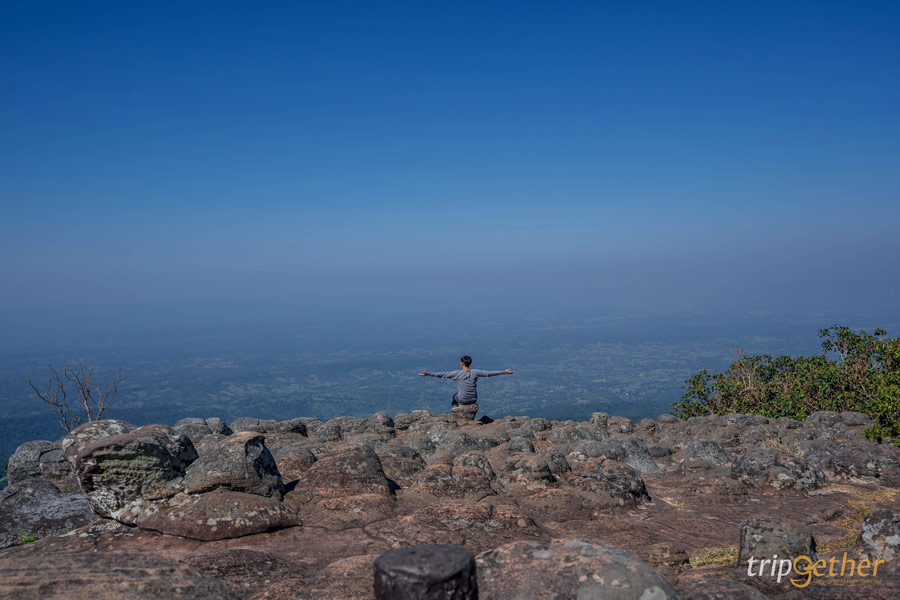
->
xmin=762 ymin=434 xmax=800 ymax=456
xmin=818 ymin=483 xmax=900 ymax=554
xmin=689 ymin=545 xmax=738 ymax=568
xmin=658 ymin=496 xmax=686 ymax=509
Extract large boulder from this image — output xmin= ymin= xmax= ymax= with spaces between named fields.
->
xmin=507 ymin=436 xmax=535 ymax=453
xmin=0 ymin=553 xmax=240 ymax=599
xmin=571 ymin=459 xmax=651 ymax=507
xmin=476 ymin=539 xmax=678 ymax=600
xmin=273 ymin=418 xmax=309 ymax=435
xmin=730 ymin=448 xmax=826 ymax=492
xmin=229 ymin=417 xmax=278 ymax=433
xmin=379 ymin=449 xmax=428 ymax=488
xmin=451 ymin=403 xmax=479 ymax=421
xmin=296 ymin=443 xmax=394 ymax=498
xmin=496 ymin=455 xmax=556 ymax=490
xmin=412 ymin=464 xmax=495 ymax=499
xmin=676 ymin=439 xmax=731 ymax=474
xmin=183 ymin=431 xmax=284 ymax=499
xmin=737 ymin=516 xmax=818 ymax=569
xmin=62 ymin=422 xmax=198 ymax=520
xmin=0 ymin=477 xmax=96 ymax=549
xmin=264 ymin=434 xmax=320 ymax=481
xmin=605 ymin=437 xmax=662 ymax=475
xmin=60 ymin=419 xmax=134 ymax=460
xmin=832 ymin=445 xmax=884 ymax=479
xmin=135 ymin=489 xmax=299 ymax=541
xmin=174 ymin=417 xmax=216 ymax=442
xmin=857 ymin=508 xmax=900 ymax=562
xmin=6 ymin=439 xmax=78 ymax=491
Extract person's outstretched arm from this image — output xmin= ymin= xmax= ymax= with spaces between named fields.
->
xmin=418 ymin=370 xmax=460 ymax=378
xmin=472 ymin=369 xmax=515 ymax=377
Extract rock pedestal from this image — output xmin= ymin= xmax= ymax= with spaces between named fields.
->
xmin=373 ymin=544 xmax=477 ymax=600
xmin=451 ymin=404 xmax=479 ymax=420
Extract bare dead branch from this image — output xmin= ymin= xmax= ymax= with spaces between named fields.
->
xmin=26 ymin=363 xmax=126 ymax=432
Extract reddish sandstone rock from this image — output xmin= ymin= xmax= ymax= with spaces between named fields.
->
xmin=296 ymin=443 xmax=394 ymax=498
xmin=476 ymin=539 xmax=678 ymax=600
xmin=296 ymin=493 xmax=398 ymax=530
xmin=411 ymin=464 xmax=496 ymax=500
xmin=292 ymin=554 xmax=378 ymax=600
xmin=182 ymin=549 xmax=308 ymax=598
xmin=135 ymin=489 xmax=299 ymax=541
xmin=264 ymin=435 xmax=319 ymax=482
xmin=0 ymin=552 xmax=239 ymax=599
xmin=365 ymin=500 xmax=546 ymax=551
xmin=60 ymin=419 xmax=134 ymax=461
xmin=496 ymin=454 xmax=556 ymax=490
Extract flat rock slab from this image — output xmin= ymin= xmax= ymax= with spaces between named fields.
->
xmin=476 ymin=538 xmax=678 ymax=600
xmin=364 ymin=500 xmax=547 ymax=552
xmin=0 ymin=552 xmax=239 ymax=599
xmin=182 ymin=549 xmax=309 ymax=597
xmin=135 ymin=489 xmax=300 ymax=541
xmin=291 ymin=554 xmax=379 ymax=600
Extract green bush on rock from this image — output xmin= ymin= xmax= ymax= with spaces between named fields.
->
xmin=673 ymin=326 xmax=900 ymax=446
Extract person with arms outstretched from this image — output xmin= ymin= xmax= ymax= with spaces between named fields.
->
xmin=419 ymin=355 xmax=514 ymax=408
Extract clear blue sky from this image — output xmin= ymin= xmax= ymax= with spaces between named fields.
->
xmin=2 ymin=1 xmax=899 ymax=326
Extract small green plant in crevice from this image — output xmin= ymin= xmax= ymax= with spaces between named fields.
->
xmin=18 ymin=535 xmax=40 ymax=544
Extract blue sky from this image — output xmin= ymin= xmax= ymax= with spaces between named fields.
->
xmin=2 ymin=1 xmax=899 ymax=325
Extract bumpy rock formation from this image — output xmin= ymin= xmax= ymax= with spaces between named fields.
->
xmin=183 ymin=431 xmax=285 ymax=499
xmin=63 ymin=422 xmax=198 ymax=521
xmin=3 ymin=407 xmax=900 ymax=599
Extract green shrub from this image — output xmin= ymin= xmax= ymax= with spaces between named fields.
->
xmin=672 ymin=326 xmax=900 ymax=445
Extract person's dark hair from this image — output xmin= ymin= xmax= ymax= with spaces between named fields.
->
xmin=460 ymin=355 xmax=472 ymax=367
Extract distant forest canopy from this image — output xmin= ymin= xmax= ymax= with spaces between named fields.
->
xmin=673 ymin=326 xmax=900 ymax=446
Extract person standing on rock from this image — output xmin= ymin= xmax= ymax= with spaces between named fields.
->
xmin=419 ymin=355 xmax=514 ymax=408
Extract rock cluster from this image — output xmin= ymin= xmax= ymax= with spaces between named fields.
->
xmin=2 ymin=407 xmax=899 ymax=598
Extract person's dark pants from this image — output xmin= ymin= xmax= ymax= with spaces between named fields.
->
xmin=451 ymin=393 xmax=476 ymax=407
